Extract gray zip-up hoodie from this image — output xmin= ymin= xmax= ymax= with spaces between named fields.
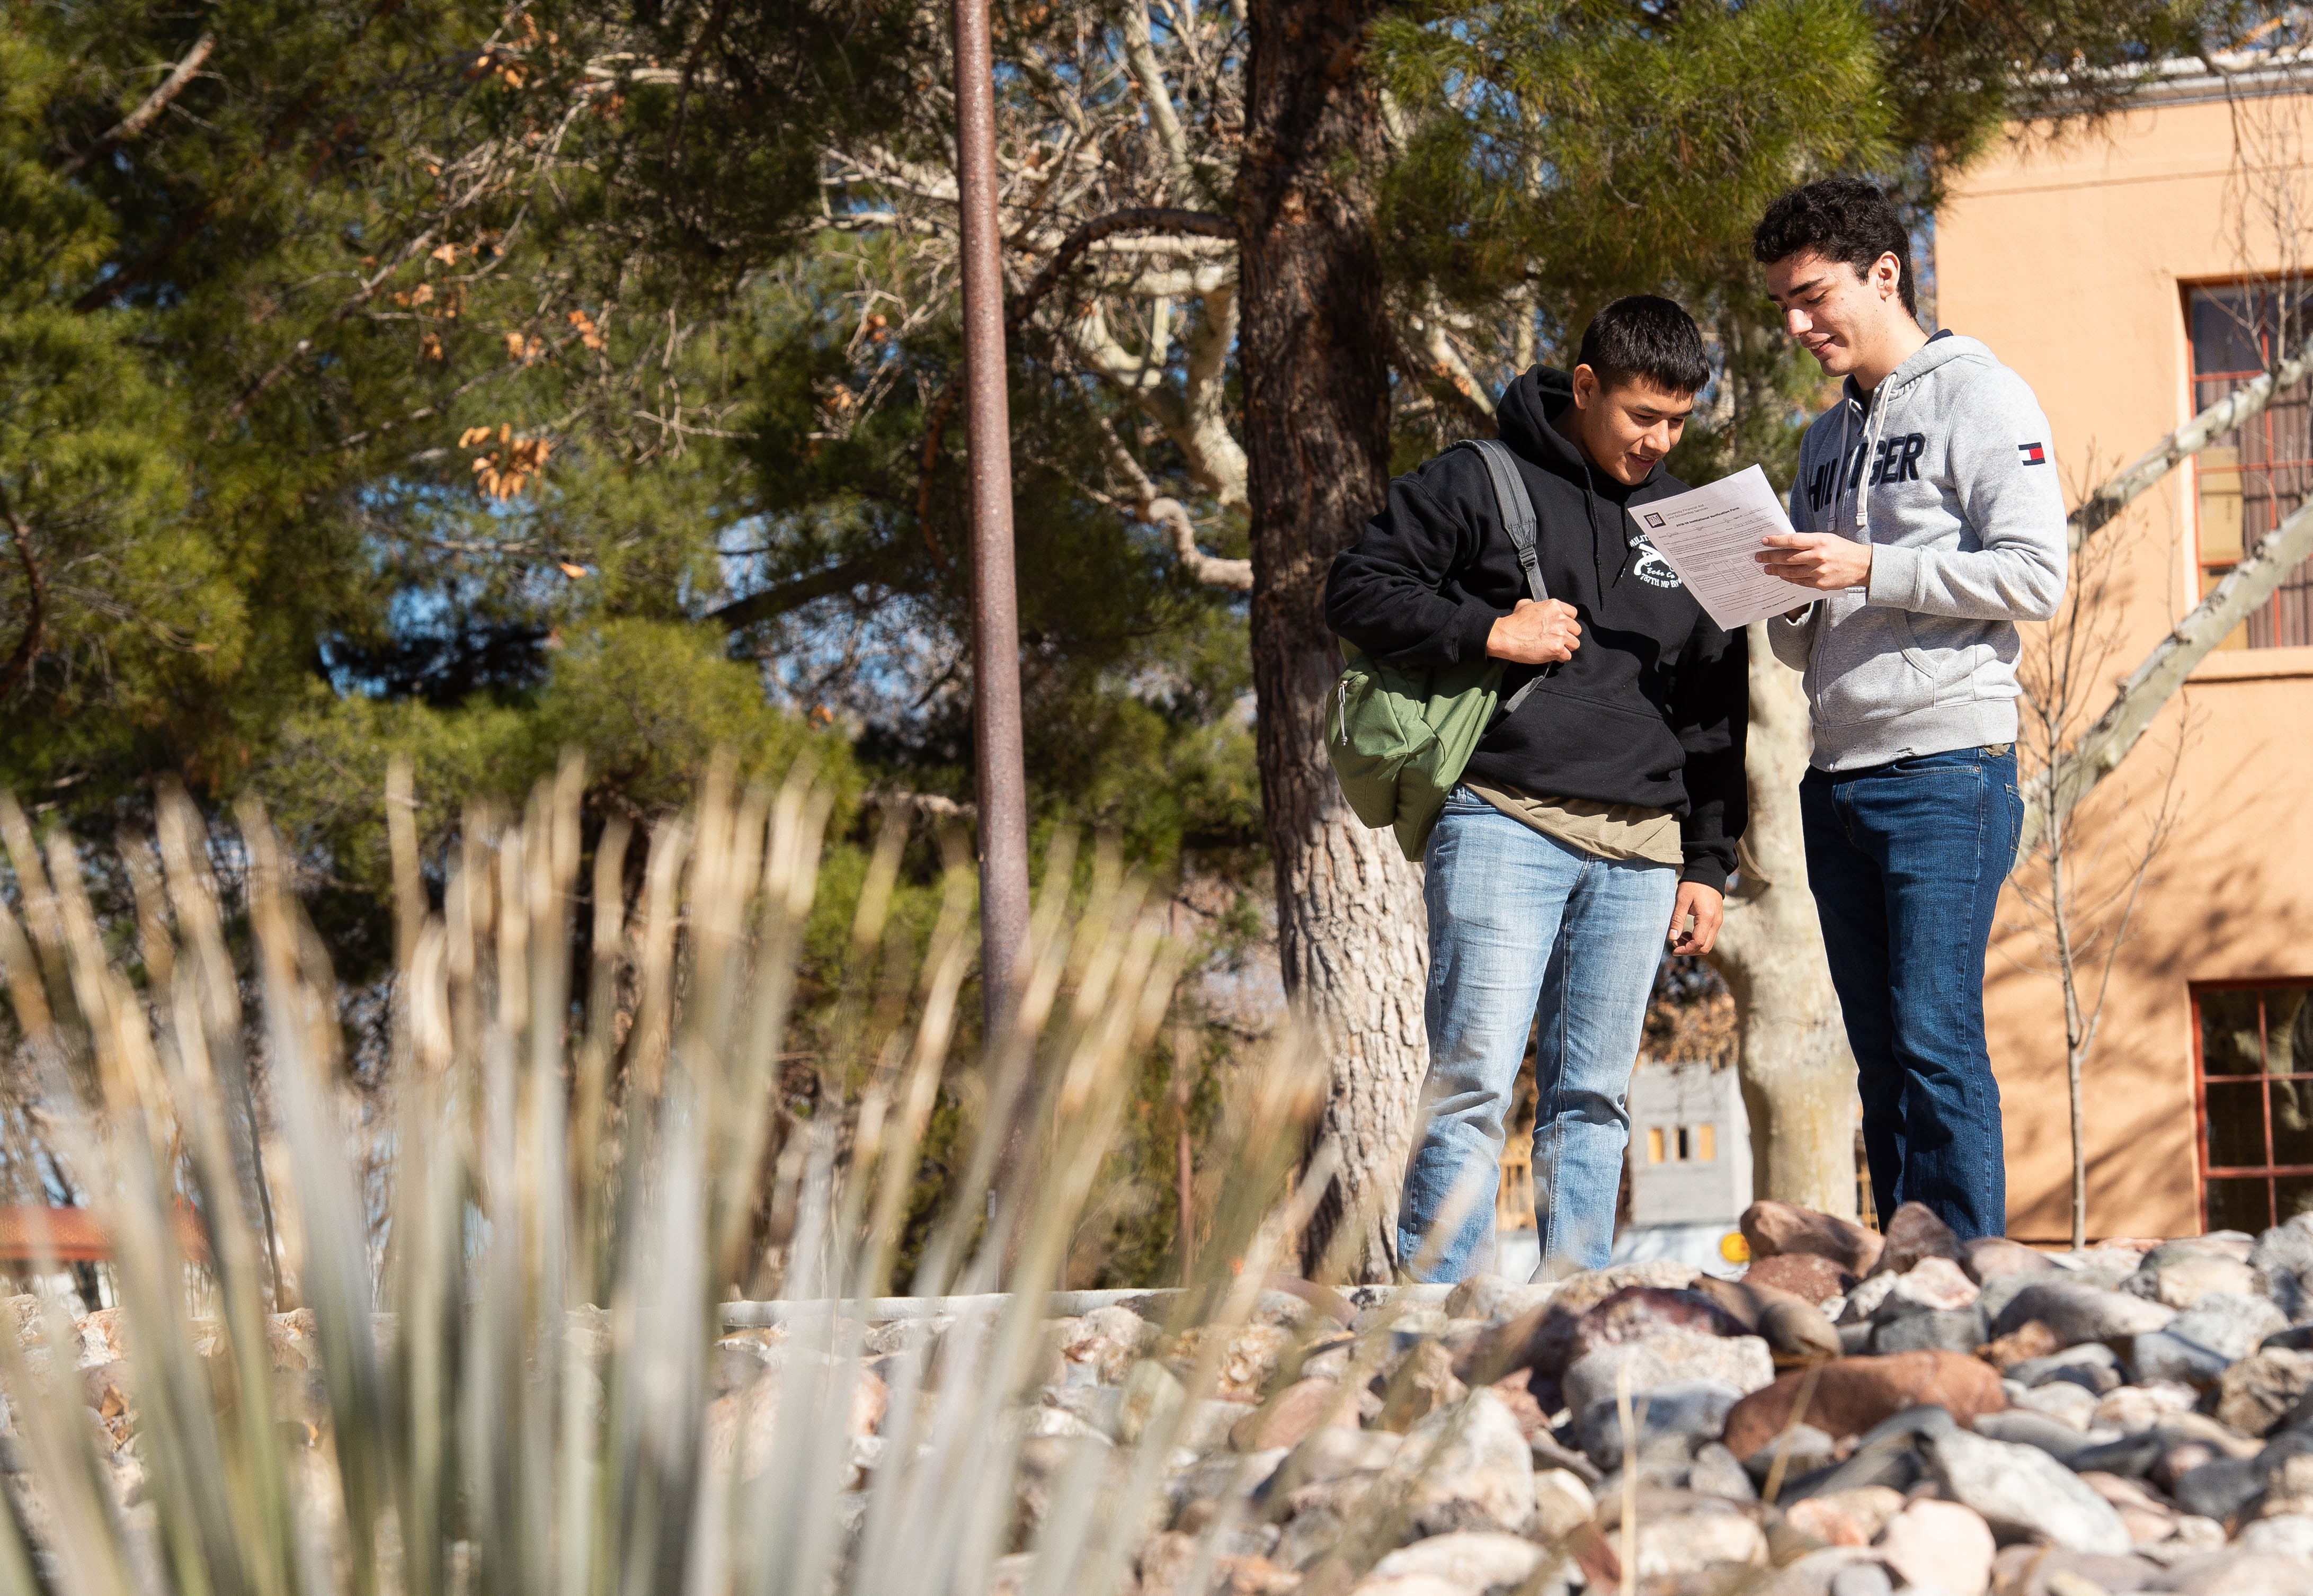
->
xmin=1766 ymin=332 xmax=2067 ymax=770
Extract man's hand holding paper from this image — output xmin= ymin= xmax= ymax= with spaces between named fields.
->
xmin=1757 ymin=531 xmax=1872 ymax=590
xmin=1623 ymin=463 xmax=1832 ymax=629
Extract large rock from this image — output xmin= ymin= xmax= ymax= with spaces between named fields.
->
xmin=2144 ymin=1549 xmax=2313 ymax=1594
xmin=1785 ymin=1485 xmax=1905 ymax=1547
xmin=2126 ymin=1245 xmax=2261 ymax=1310
xmin=2093 ymin=1381 xmax=2199 ymax=1437
xmin=2168 ymin=1293 xmax=2287 ymax=1360
xmin=1367 ymin=1531 xmax=1544 ymax=1590
xmin=1874 ymin=1202 xmax=1965 ymax=1277
xmin=1872 ymin=1306 xmax=1988 ymax=1356
xmin=1231 ymin=1377 xmax=1359 ymax=1452
xmin=1560 ymin=1329 xmax=1773 ymax=1420
xmin=2250 ymin=1217 xmax=2313 ymax=1322
xmin=1061 ymin=1306 xmax=1158 ymax=1384
xmin=1989 ymin=1281 xmax=2177 ymax=1345
xmin=1597 ymin=1495 xmax=1770 ymax=1578
xmin=2008 ymin=1341 xmax=2123 ymax=1393
xmin=1878 ymin=1498 xmax=1995 ymax=1596
xmin=1721 ymin=1352 xmax=2007 ymax=1460
xmin=1449 ymin=1260 xmax=1698 ymax=1382
xmin=1884 ymin=1256 xmax=1979 ymax=1312
xmin=2217 ymin=1348 xmax=2313 ymax=1436
xmin=1747 ymin=1253 xmax=1854 ymax=1305
xmin=1695 ymin=1277 xmax=1843 ymax=1360
xmin=1963 ymin=1236 xmax=2057 ymax=1286
xmin=1974 ymin=1408 xmax=2100 ymax=1467
xmin=1376 ymin=1389 xmax=1535 ymax=1531
xmin=1166 ymin=1324 xmax=1291 ymax=1403
xmin=2013 ymin=1380 xmax=2100 ymax=1432
xmin=1439 ymin=1276 xmax=1556 ymax=1324
xmin=1578 ymin=1379 xmax=1742 ymax=1469
xmin=1374 ymin=1341 xmax=1466 ymax=1433
xmin=1742 ymin=1201 xmax=1884 ymax=1277
xmin=1923 ymin=1428 xmax=2132 ymax=1554
xmin=1531 ymin=1467 xmax=1595 ymax=1540
xmin=1987 ymin=1546 xmax=2162 ymax=1595
xmin=1567 ymin=1286 xmax=1747 ymax=1365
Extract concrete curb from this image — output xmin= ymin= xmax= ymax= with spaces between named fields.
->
xmin=717 ymin=1281 xmax=1457 ymax=1328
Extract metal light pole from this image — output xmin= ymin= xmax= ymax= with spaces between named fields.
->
xmin=950 ymin=0 xmax=1033 ymax=1044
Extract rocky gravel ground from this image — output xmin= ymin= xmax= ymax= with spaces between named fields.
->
xmin=30 ymin=1202 xmax=2313 ymax=1594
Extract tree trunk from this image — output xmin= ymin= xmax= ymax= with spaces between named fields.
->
xmin=1238 ymin=0 xmax=1429 ymax=1282
xmin=1708 ymin=626 xmax=1859 ymax=1218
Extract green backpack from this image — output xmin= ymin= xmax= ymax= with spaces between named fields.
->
xmin=1327 ymin=438 xmax=1551 ymax=862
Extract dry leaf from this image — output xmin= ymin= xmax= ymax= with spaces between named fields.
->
xmin=557 ymin=562 xmax=588 ymax=579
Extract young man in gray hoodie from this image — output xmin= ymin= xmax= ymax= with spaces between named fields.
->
xmin=1750 ymin=177 xmax=2066 ymax=1241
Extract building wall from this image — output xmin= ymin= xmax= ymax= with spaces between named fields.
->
xmin=1935 ymin=87 xmax=2313 ymax=1240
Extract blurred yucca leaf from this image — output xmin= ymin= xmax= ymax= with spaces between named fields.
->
xmin=0 ymin=755 xmax=1428 ymax=1596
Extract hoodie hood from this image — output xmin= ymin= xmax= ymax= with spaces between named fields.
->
xmin=1494 ymin=365 xmax=1669 ymax=496
xmin=1495 ymin=365 xmax=1670 ymax=592
xmin=1839 ymin=328 xmax=1976 ymax=413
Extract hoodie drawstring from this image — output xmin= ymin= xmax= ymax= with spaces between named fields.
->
xmin=1835 ymin=386 xmax=1890 ymax=541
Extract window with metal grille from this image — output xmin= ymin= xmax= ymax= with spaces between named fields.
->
xmin=2188 ymin=283 xmax=2313 ymax=649
xmin=2194 ymin=981 xmax=2313 ymax=1232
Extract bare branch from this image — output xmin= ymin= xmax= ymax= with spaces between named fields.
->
xmin=1385 ymin=317 xmax=1494 ymax=435
xmin=2016 ymin=492 xmax=2313 ymax=862
xmin=914 ymin=206 xmax=1234 ymax=531
xmin=57 ymin=33 xmax=217 ymax=179
xmin=1123 ymin=0 xmax=1196 ymax=195
xmin=2070 ymin=328 xmax=2313 ymax=550
xmin=708 ymin=554 xmax=892 ymax=630
xmin=1100 ymin=420 xmax=1250 ymax=589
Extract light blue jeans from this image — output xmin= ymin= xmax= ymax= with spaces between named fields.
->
xmin=1398 ymin=787 xmax=1678 ymax=1281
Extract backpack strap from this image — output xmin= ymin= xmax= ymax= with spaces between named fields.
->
xmin=1458 ymin=438 xmax=1549 ymax=605
xmin=1455 ymin=438 xmax=1554 ymax=720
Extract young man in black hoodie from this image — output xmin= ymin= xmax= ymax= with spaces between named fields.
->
xmin=1326 ymin=296 xmax=1748 ymax=1280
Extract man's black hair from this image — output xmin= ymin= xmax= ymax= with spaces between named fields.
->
xmin=1751 ymin=176 xmax=1917 ymax=318
xmin=1577 ymin=295 xmax=1710 ymax=396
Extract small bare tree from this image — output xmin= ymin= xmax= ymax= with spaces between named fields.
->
xmin=2006 ymin=468 xmax=2192 ymax=1249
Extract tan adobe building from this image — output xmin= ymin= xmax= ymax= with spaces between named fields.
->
xmin=1936 ymin=57 xmax=2313 ymax=1242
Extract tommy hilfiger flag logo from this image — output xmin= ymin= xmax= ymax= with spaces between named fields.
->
xmin=2017 ymin=442 xmax=2049 ymax=466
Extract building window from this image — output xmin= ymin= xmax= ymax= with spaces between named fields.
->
xmin=2195 ymin=982 xmax=2313 ymax=1231
xmin=2187 ymin=283 xmax=2313 ymax=649
xmin=1643 ymin=1122 xmax=1718 ymax=1164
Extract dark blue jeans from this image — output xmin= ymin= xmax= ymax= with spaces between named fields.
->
xmin=1800 ymin=745 xmax=2023 ymax=1240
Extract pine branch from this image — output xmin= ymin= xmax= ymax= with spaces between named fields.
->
xmin=0 ymin=489 xmax=46 ymax=702
xmin=57 ymin=32 xmax=217 ymax=179
xmin=73 ymin=0 xmax=407 ymax=314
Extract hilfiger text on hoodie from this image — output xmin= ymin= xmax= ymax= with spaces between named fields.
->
xmin=1766 ymin=331 xmax=2068 ymax=773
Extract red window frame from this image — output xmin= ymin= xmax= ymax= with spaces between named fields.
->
xmin=2183 ymin=279 xmax=2313 ymax=650
xmin=2191 ymin=978 xmax=2313 ymax=1232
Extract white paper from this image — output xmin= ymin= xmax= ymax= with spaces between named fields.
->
xmin=1629 ymin=464 xmax=1814 ymax=630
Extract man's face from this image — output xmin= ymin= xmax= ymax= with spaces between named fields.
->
xmin=1569 ymin=369 xmax=1696 ymax=486
xmin=1764 ymin=248 xmax=1900 ymax=376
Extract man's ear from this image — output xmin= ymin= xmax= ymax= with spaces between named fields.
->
xmin=1570 ymin=363 xmax=1597 ymax=409
xmin=1874 ymin=252 xmax=1902 ymax=300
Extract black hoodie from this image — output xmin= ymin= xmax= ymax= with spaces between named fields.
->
xmin=1324 ymin=367 xmax=1748 ymax=887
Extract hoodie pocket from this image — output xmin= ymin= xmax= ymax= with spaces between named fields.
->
xmin=1808 ymin=604 xmax=1933 ymax=726
xmin=1899 ymin=611 xmax=2012 ymax=708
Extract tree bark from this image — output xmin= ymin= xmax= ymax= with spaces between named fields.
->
xmin=1708 ymin=627 xmax=1859 ymax=1218
xmin=1238 ymin=0 xmax=1429 ymax=1282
